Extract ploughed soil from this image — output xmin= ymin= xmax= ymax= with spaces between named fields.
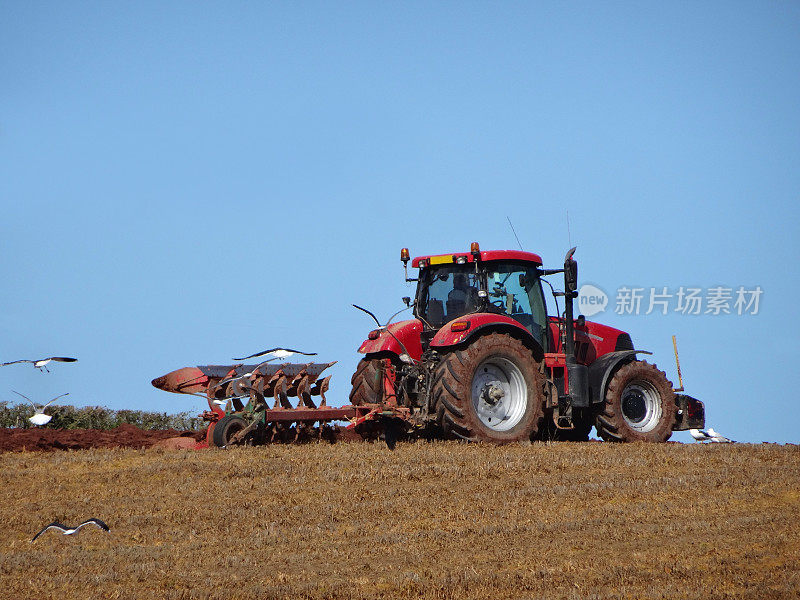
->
xmin=3 ymin=442 xmax=798 ymax=600
xmin=0 ymin=424 xmax=205 ymax=452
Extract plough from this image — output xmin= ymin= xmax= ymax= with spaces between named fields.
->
xmin=151 ymin=360 xmax=401 ymax=447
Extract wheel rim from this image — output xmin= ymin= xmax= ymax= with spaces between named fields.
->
xmin=471 ymin=357 xmax=528 ymax=432
xmin=620 ymin=381 xmax=662 ymax=432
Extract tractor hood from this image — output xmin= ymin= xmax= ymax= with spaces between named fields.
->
xmin=549 ymin=317 xmax=635 ymax=364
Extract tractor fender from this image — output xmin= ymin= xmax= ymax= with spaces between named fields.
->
xmin=587 ymin=350 xmax=653 ymax=405
xmin=357 ymin=319 xmax=424 ymax=361
xmin=430 ymin=313 xmax=544 ymax=362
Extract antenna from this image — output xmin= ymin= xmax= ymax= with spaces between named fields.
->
xmin=506 ymin=216 xmax=523 ymax=250
xmin=566 ymin=210 xmax=572 ymax=248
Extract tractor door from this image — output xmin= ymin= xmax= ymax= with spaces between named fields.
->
xmin=484 ymin=263 xmax=549 ymax=351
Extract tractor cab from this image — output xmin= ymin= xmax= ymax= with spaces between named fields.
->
xmin=406 ymin=244 xmax=549 ymax=351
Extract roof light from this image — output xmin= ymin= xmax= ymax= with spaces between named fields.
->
xmin=401 ymin=248 xmax=410 ymax=264
xmin=456 ymin=256 xmax=467 ymax=264
xmin=418 ymin=259 xmax=428 ymax=268
xmin=451 ymin=320 xmax=470 ymax=332
xmin=470 ymin=242 xmax=480 ymax=254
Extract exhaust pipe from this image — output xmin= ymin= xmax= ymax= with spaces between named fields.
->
xmin=562 ymin=248 xmax=589 ymax=414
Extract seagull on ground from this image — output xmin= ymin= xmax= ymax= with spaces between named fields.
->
xmin=233 ymin=348 xmax=317 ymax=361
xmin=690 ymin=428 xmax=735 ymax=443
xmin=31 ymin=518 xmax=110 ymax=542
xmin=1 ymin=357 xmax=77 ymax=372
xmin=689 ymin=428 xmax=712 ymax=441
xmin=706 ymin=428 xmax=735 ymax=443
xmin=13 ymin=391 xmax=68 ymax=426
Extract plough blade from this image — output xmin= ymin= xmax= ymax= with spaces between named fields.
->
xmin=152 ymin=361 xmax=338 ymax=413
xmin=207 ymin=362 xmax=337 ymax=408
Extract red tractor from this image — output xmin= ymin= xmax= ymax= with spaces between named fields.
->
xmin=351 ymin=243 xmax=705 ymax=443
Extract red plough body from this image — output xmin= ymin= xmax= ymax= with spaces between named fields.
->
xmin=152 ymin=360 xmax=400 ymax=447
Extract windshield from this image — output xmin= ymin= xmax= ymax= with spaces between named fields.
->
xmin=416 ymin=262 xmax=548 ymax=349
xmin=417 ymin=265 xmax=482 ymax=327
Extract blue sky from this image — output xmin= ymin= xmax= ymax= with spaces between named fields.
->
xmin=1 ymin=2 xmax=798 ymax=443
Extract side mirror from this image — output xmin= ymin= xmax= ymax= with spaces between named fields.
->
xmin=564 ymin=247 xmax=578 ymax=294
xmin=565 ymin=261 xmax=577 ymax=292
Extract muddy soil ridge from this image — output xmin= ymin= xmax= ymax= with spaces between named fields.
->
xmin=0 ymin=424 xmax=204 ymax=452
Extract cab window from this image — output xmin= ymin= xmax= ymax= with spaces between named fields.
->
xmin=418 ymin=266 xmax=481 ymax=327
xmin=485 ymin=264 xmax=547 ymax=348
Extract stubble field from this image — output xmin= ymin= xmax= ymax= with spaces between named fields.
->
xmin=1 ymin=441 xmax=798 ymax=600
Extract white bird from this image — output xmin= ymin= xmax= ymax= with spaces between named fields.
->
xmin=233 ymin=348 xmax=317 ymax=361
xmin=1 ymin=357 xmax=77 ymax=372
xmin=31 ymin=518 xmax=109 ymax=542
xmin=689 ymin=428 xmax=735 ymax=443
xmin=706 ymin=428 xmax=735 ymax=443
xmin=13 ymin=391 xmax=68 ymax=426
xmin=689 ymin=428 xmax=712 ymax=441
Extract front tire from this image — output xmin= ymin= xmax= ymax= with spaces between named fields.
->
xmin=432 ymin=333 xmax=544 ymax=443
xmin=595 ymin=361 xmax=677 ymax=443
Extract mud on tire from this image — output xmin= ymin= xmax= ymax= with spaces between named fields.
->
xmin=432 ymin=333 xmax=545 ymax=443
xmin=595 ymin=360 xmax=677 ymax=443
xmin=349 ymin=358 xmax=385 ymax=406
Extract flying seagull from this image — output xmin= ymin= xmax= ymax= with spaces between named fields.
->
xmin=218 ymin=348 xmax=317 ymax=385
xmin=31 ymin=518 xmax=109 ymax=542
xmin=233 ymin=348 xmax=317 ymax=361
xmin=13 ymin=391 xmax=68 ymax=426
xmin=1 ymin=357 xmax=77 ymax=372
